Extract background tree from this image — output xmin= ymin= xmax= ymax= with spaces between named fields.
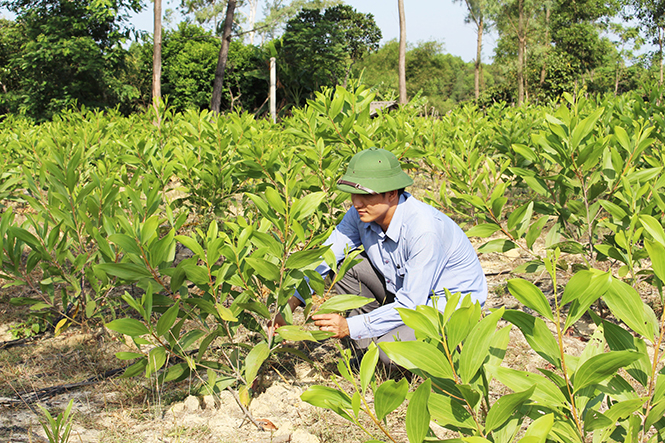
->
xmin=0 ymin=0 xmax=142 ymax=120
xmin=210 ymin=0 xmax=237 ymax=113
xmin=153 ymin=0 xmax=162 ymax=103
xmin=549 ymin=0 xmax=618 ymax=86
xmin=254 ymin=0 xmax=340 ymax=42
xmin=354 ymin=40 xmax=491 ymax=113
xmin=629 ymin=0 xmax=665 ymax=84
xmin=398 ymin=0 xmax=406 ymax=104
xmin=491 ymin=0 xmax=540 ymax=104
xmin=454 ymin=0 xmax=492 ymax=99
xmin=279 ymin=4 xmax=380 ymax=107
xmin=0 ymin=18 xmax=23 ymax=113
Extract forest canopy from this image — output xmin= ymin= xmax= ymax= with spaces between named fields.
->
xmin=0 ymin=0 xmax=659 ymax=121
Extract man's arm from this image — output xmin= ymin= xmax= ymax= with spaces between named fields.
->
xmin=346 ymin=231 xmax=449 ymax=339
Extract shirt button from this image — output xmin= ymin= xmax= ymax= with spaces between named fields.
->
xmin=384 ymin=259 xmax=389 ymax=263
xmin=386 ymin=279 xmax=391 ymax=283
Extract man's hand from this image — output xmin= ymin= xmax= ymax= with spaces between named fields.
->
xmin=267 ymin=295 xmax=302 ymax=340
xmin=312 ymin=313 xmax=349 ymax=339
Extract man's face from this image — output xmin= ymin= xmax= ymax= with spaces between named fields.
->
xmin=351 ymin=191 xmax=396 ymax=230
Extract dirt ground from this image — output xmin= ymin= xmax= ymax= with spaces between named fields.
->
xmin=0 ymin=237 xmax=650 ymax=443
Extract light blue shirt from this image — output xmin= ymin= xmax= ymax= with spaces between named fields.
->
xmin=316 ymin=193 xmax=487 ymax=340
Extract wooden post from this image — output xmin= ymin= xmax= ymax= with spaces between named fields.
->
xmin=270 ymin=57 xmax=276 ymax=123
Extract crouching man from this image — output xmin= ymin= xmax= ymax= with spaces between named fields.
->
xmin=277 ymin=147 xmax=487 ymax=366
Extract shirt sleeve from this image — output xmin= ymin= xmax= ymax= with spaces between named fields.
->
xmin=293 ymin=209 xmax=363 ymax=304
xmin=346 ymin=231 xmax=449 ymax=340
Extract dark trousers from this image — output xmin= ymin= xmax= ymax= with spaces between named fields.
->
xmin=335 ymin=252 xmax=416 ymax=367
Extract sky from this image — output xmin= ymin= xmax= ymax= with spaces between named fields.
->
xmin=128 ymin=0 xmax=499 ymax=63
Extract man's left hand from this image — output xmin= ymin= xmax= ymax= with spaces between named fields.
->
xmin=312 ymin=314 xmax=349 ymax=339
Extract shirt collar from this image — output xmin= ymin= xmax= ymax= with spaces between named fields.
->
xmin=384 ymin=192 xmax=409 ymax=242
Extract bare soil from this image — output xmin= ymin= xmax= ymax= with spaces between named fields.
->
xmin=0 ymin=235 xmax=657 ymax=443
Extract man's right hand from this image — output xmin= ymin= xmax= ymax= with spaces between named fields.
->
xmin=267 ymin=295 xmax=302 ymax=338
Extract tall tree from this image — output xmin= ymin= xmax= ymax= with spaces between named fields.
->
xmin=254 ymin=0 xmax=340 ymax=42
xmin=279 ymin=5 xmax=380 ymax=105
xmin=153 ymin=0 xmax=162 ymax=104
xmin=398 ymin=0 xmax=406 ymax=104
xmin=0 ymin=0 xmax=141 ymax=120
xmin=210 ymin=0 xmax=236 ymax=113
xmin=630 ymin=0 xmax=665 ymax=84
xmin=491 ymin=0 xmax=541 ymax=104
xmin=455 ymin=0 xmax=491 ymax=99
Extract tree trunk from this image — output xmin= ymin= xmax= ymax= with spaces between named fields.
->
xmin=517 ymin=0 xmax=525 ymax=106
xmin=248 ymin=0 xmax=258 ymax=45
xmin=657 ymin=28 xmax=664 ymax=105
xmin=474 ymin=15 xmax=483 ymax=100
xmin=540 ymin=5 xmax=550 ymax=86
xmin=210 ymin=0 xmax=237 ymax=114
xmin=398 ymin=0 xmax=407 ymax=105
xmin=152 ymin=0 xmax=162 ymax=104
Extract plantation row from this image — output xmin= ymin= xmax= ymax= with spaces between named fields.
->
xmin=1 ymin=86 xmax=664 ymax=442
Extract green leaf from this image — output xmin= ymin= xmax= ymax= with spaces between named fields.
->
xmin=604 ymin=278 xmax=658 ymax=340
xmin=562 ymin=268 xmax=611 ymax=305
xmin=175 ymin=235 xmax=205 ymax=258
xmin=115 ymin=352 xmax=144 ymax=360
xmin=264 ymin=186 xmax=286 ymax=215
xmin=406 ymin=378 xmax=431 ymax=443
xmin=485 ymin=385 xmax=535 ymax=433
xmin=96 ymin=263 xmax=153 ymax=281
xmin=8 ymin=227 xmax=42 ymax=251
xmin=215 ymin=304 xmax=238 ymax=322
xmin=380 ymin=341 xmax=454 ymax=379
xmin=459 ymin=307 xmax=504 ymax=383
xmin=292 ymin=191 xmax=326 ymax=221
xmin=445 ymin=302 xmax=481 ymax=350
xmin=245 ymin=256 xmax=280 ymax=281
xmin=503 ymin=310 xmax=560 ymax=368
xmin=507 ymin=279 xmax=554 ymax=321
xmin=146 ymin=346 xmax=167 ymax=377
xmin=428 ymin=392 xmax=476 ymax=432
xmin=121 ymin=358 xmax=147 ymax=378
xmin=526 ymin=216 xmax=550 ymax=250
xmin=396 ymin=308 xmax=440 ymax=339
xmin=507 ymin=202 xmax=534 ymax=238
xmin=599 ymin=200 xmax=628 ymax=221
xmin=244 ymin=342 xmax=270 ymax=385
xmin=161 ymin=362 xmax=191 ymax=383
xmin=584 ymin=409 xmax=614 ymax=432
xmin=645 ymin=239 xmax=665 ymax=283
xmin=276 ymin=325 xmax=319 ymax=341
xmin=108 ymin=233 xmax=143 ymax=256
xmin=478 ymin=239 xmax=517 ymax=253
xmin=573 ymin=351 xmax=641 ymax=392
xmin=106 ymin=318 xmax=149 ymax=337
xmin=285 ymin=247 xmax=325 ymax=269
xmin=465 ymin=223 xmax=501 ymax=238
xmin=177 ymin=329 xmax=205 ymax=351
xmin=640 ymin=215 xmax=665 ymax=246
xmin=374 ymin=378 xmax=408 ymax=421
xmin=646 ymin=399 xmax=665 ymax=430
xmin=156 ymin=303 xmax=180 ymax=337
xmin=315 ymin=294 xmax=372 ymax=315
xmin=360 ymin=343 xmax=378 ymax=394
xmin=301 ymin=385 xmax=352 ymax=410
xmin=518 ymin=413 xmax=553 ymax=443
xmin=487 ymin=365 xmax=567 ymax=407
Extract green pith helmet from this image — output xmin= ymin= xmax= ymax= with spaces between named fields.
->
xmin=337 ymin=148 xmax=413 ymax=194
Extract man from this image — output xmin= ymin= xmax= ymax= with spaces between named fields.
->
xmin=278 ymin=147 xmax=487 ymax=365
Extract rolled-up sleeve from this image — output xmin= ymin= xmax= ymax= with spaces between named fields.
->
xmin=347 ymin=231 xmax=448 ymax=339
xmin=294 ymin=209 xmax=363 ymax=304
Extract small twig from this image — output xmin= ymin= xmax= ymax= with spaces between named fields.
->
xmin=226 ymin=387 xmax=265 ymax=432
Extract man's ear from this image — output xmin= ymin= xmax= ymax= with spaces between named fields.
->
xmin=389 ymin=189 xmax=399 ymax=203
